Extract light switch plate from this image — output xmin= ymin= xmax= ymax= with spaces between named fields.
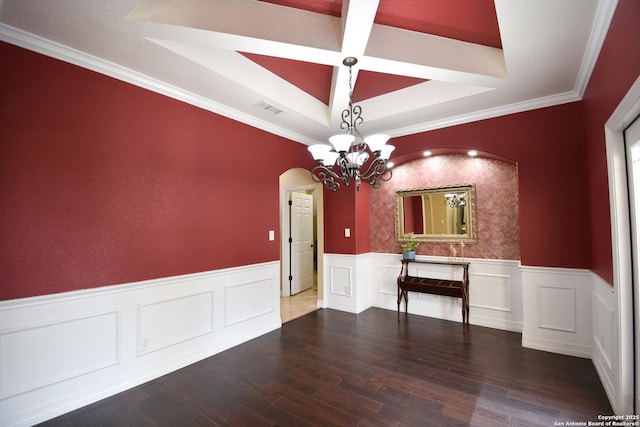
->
xmin=268 ymin=230 xmax=275 ymax=241
xmin=345 ymin=228 xmax=351 ymax=237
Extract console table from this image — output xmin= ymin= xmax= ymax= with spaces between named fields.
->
xmin=397 ymin=259 xmax=470 ymax=331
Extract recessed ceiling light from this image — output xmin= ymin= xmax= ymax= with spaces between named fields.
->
xmin=468 ymin=150 xmax=478 ymax=157
xmin=423 ymin=151 xmax=432 ymax=156
xmin=387 ymin=161 xmax=395 ymax=168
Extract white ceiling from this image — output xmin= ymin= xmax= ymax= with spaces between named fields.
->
xmin=0 ymin=0 xmax=617 ymax=146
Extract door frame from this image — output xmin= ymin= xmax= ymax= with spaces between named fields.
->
xmin=279 ymin=177 xmax=324 ymax=301
xmin=605 ymin=75 xmax=640 ymax=414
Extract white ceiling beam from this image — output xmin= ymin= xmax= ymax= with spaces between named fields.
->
xmin=129 ymin=0 xmax=509 ymax=136
xmin=147 ymin=38 xmax=330 ymax=127
xmin=359 ymin=81 xmax=495 ymax=122
xmin=128 ymin=0 xmax=342 ymax=59
xmin=327 ymin=0 xmax=380 ymax=130
xmin=340 ymin=0 xmax=380 ymax=58
xmin=364 ymin=24 xmax=508 ymax=80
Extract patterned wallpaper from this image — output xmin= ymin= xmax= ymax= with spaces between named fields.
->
xmin=370 ymin=155 xmax=520 ymax=260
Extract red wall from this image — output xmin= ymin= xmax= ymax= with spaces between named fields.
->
xmin=390 ymin=103 xmax=591 ymax=269
xmin=1 ymin=0 xmax=637 ymax=299
xmin=582 ymin=0 xmax=640 ymax=285
xmin=0 ymin=42 xmax=314 ymax=300
xmin=355 ymin=183 xmax=371 ymax=254
xmin=370 ymin=155 xmax=520 ymax=260
xmin=323 ymin=179 xmax=373 ymax=255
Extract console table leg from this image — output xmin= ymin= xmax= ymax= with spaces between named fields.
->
xmin=397 ymin=290 xmax=409 ymax=320
xmin=405 ymin=291 xmax=410 ymax=316
xmin=462 ymin=293 xmax=469 ymax=333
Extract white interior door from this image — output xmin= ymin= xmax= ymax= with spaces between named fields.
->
xmin=625 ymin=115 xmax=640 ymax=413
xmin=290 ymin=192 xmax=314 ymax=295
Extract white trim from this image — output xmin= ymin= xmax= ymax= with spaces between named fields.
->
xmin=592 ymin=272 xmax=618 ymax=413
xmin=604 ymin=75 xmax=640 ymax=415
xmin=574 ymin=0 xmax=619 ymax=97
xmin=1 ymin=261 xmax=279 ymax=308
xmin=389 ymin=91 xmax=581 ymax=137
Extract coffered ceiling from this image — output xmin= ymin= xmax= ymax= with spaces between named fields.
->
xmin=0 ymin=0 xmax=616 ymax=145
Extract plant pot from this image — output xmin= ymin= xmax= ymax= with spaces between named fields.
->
xmin=402 ymin=250 xmax=416 ymax=260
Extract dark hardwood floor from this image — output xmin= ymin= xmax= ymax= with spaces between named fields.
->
xmin=41 ymin=308 xmax=612 ymax=427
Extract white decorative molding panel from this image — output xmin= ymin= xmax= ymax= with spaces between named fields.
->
xmin=522 ymin=266 xmax=592 ymax=358
xmin=138 ymin=292 xmax=215 ymax=355
xmin=0 ymin=261 xmax=280 ymax=427
xmin=1 ymin=310 xmax=120 ymax=399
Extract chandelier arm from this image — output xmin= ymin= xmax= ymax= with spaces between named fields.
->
xmin=310 ymin=164 xmax=342 ymax=191
xmin=358 ymin=157 xmax=392 ymax=182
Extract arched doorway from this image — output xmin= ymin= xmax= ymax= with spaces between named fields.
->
xmin=279 ymin=168 xmax=324 ymax=322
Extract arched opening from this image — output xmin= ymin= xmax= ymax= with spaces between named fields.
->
xmin=279 ymin=168 xmax=324 ymax=322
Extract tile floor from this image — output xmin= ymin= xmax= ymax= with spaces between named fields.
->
xmin=280 ymin=286 xmax=318 ymax=323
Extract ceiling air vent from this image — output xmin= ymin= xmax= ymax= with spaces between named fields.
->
xmin=253 ymin=101 xmax=283 ymax=115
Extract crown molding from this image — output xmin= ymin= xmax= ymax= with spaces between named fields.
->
xmin=389 ymin=90 xmax=582 ymax=137
xmin=0 ymin=23 xmax=317 ymax=146
xmin=574 ymin=0 xmax=618 ymax=98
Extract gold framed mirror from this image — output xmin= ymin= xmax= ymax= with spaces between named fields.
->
xmin=395 ymin=184 xmax=477 ymax=243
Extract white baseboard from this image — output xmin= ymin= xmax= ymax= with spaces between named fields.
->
xmin=522 ymin=335 xmax=592 ymax=358
xmin=0 ymin=262 xmax=281 ymax=427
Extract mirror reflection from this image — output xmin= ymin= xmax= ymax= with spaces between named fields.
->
xmin=395 ymin=184 xmax=477 ymax=243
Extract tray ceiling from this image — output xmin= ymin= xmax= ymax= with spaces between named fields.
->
xmin=0 ymin=0 xmax=615 ymax=145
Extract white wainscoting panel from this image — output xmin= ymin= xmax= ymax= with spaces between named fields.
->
xmin=0 ymin=261 xmax=280 ymax=427
xmin=591 ymin=272 xmax=623 ymax=414
xmin=1 ymin=310 xmax=120 ymax=399
xmin=537 ymin=285 xmax=577 ymax=332
xmin=138 ymin=292 xmax=214 ymax=355
xmin=522 ymin=266 xmax=592 ymax=358
xmin=375 ymin=263 xmax=401 ymax=298
xmin=330 ymin=265 xmax=352 ymax=297
xmin=325 ymin=254 xmax=355 ymax=312
xmin=368 ymin=254 xmax=523 ymax=332
xmin=471 ymin=273 xmax=511 ymax=312
xmin=225 ymin=278 xmax=275 ymax=326
xmin=323 ymin=254 xmax=375 ymax=313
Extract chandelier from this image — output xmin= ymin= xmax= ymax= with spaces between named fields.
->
xmin=445 ymin=193 xmax=466 ymax=208
xmin=308 ymin=57 xmax=395 ymax=191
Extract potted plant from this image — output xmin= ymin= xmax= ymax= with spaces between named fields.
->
xmin=401 ymin=233 xmax=420 ymax=260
